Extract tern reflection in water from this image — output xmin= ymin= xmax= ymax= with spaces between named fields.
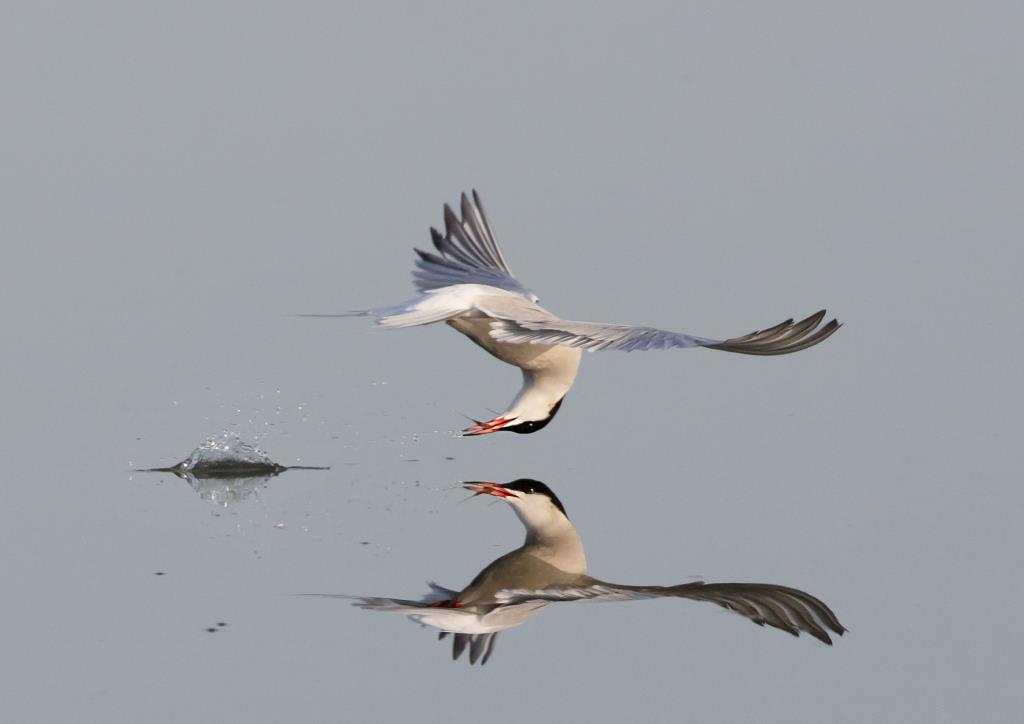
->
xmin=345 ymin=479 xmax=845 ymax=665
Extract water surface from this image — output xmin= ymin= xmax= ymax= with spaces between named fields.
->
xmin=3 ymin=4 xmax=1022 ymax=723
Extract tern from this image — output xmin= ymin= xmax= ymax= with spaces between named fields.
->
xmin=351 ymin=479 xmax=845 ymax=665
xmin=322 ymin=191 xmax=840 ymax=435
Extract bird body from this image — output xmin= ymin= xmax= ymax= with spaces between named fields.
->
xmin=447 ymin=311 xmax=582 ymax=430
xmin=352 ymin=480 xmax=845 ymax=665
xmin=313 ymin=191 xmax=840 ymax=435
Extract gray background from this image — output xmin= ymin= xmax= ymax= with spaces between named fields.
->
xmin=2 ymin=2 xmax=1021 ymax=722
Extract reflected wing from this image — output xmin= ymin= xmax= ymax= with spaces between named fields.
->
xmin=496 ymin=580 xmax=845 ymax=645
xmin=413 ymin=191 xmax=536 ymax=300
xmin=351 ymin=585 xmax=545 ymax=665
xmin=435 ymin=601 xmax=545 ymax=665
xmin=353 ymin=598 xmax=499 ymax=664
xmin=437 ymin=631 xmax=500 ymax=666
xmin=489 ymin=309 xmax=840 ymax=354
xmin=305 ymin=585 xmax=504 ymax=665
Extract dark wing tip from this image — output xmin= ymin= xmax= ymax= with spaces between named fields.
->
xmin=706 ymin=310 xmax=841 ymax=356
xmin=451 ymin=633 xmax=468 ymax=661
xmin=814 ymin=632 xmax=835 ymax=646
xmin=683 ymin=582 xmax=844 ymax=645
xmin=443 ymin=203 xmax=459 ymax=230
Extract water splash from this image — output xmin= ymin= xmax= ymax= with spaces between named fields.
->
xmin=137 ymin=432 xmax=328 ymax=507
xmin=180 ymin=432 xmax=281 ymax=475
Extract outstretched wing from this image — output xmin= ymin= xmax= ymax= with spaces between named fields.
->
xmin=413 ymin=190 xmax=537 ymax=300
xmin=495 ymin=580 xmax=845 ymax=645
xmin=489 ymin=309 xmax=840 ymax=355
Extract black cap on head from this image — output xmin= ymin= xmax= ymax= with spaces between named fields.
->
xmin=502 ymin=397 xmax=565 ymax=435
xmin=502 ymin=478 xmax=567 ymax=517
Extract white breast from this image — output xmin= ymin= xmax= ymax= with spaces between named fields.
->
xmin=447 ymin=317 xmax=582 ymax=373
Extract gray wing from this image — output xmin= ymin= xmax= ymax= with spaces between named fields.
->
xmin=413 ymin=190 xmax=536 ymax=300
xmin=495 ymin=580 xmax=845 ymax=645
xmin=489 ymin=309 xmax=840 ymax=354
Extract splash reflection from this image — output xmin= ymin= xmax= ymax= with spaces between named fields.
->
xmin=177 ymin=470 xmax=282 ymax=507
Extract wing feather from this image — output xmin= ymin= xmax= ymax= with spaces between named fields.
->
xmin=451 ymin=633 xmax=469 ymax=661
xmin=412 ymin=191 xmax=535 ymax=300
xmin=495 ymin=580 xmax=845 ymax=644
xmin=489 ymin=310 xmax=840 ymax=355
xmin=443 ymin=632 xmax=499 ymax=665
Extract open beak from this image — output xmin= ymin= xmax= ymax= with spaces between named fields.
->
xmin=461 ymin=416 xmax=517 ymax=436
xmin=463 ymin=481 xmax=517 ymax=499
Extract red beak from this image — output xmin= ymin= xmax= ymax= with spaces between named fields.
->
xmin=463 ymin=481 xmax=517 ymax=499
xmin=462 ymin=416 xmax=517 ymax=436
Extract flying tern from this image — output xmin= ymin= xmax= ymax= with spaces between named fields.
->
xmin=349 ymin=479 xmax=845 ymax=665
xmin=323 ymin=191 xmax=840 ymax=435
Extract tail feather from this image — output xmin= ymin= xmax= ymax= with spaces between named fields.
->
xmin=320 ymin=292 xmax=471 ymax=329
xmin=373 ymin=300 xmax=460 ymax=328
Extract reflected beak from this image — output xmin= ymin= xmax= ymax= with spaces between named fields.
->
xmin=461 ymin=416 xmax=517 ymax=436
xmin=463 ymin=481 xmax=517 ymax=499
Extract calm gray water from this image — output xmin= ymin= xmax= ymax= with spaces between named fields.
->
xmin=3 ymin=3 xmax=1022 ymax=722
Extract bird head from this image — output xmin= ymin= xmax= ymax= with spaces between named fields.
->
xmin=463 ymin=478 xmax=570 ymax=531
xmin=461 ymin=398 xmax=565 ymax=436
